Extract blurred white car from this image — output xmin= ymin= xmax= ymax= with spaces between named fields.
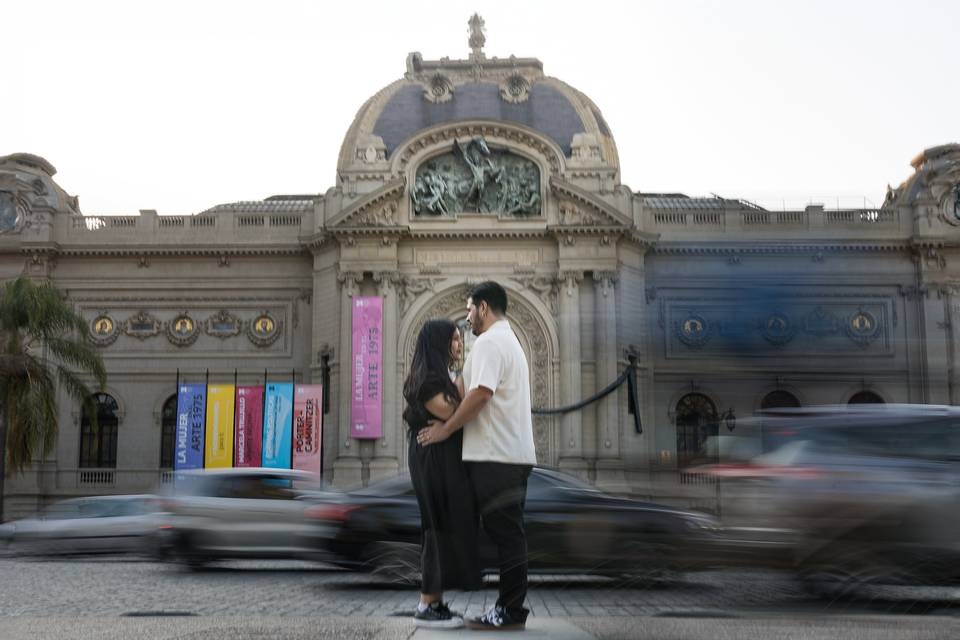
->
xmin=157 ymin=467 xmax=337 ymax=568
xmin=7 ymin=495 xmax=164 ymax=556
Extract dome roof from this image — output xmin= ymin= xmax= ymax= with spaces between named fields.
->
xmin=337 ymin=28 xmax=618 ymax=177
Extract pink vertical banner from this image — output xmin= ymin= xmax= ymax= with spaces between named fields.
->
xmin=351 ymin=296 xmax=383 ymax=439
xmin=234 ymin=386 xmax=264 ymax=467
xmin=293 ymin=385 xmax=323 ymax=474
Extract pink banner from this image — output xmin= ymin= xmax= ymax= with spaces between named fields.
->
xmin=351 ymin=297 xmax=383 ymax=439
xmin=234 ymin=386 xmax=264 ymax=467
xmin=293 ymin=385 xmax=323 ymax=474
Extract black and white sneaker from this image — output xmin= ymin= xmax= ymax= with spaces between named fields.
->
xmin=413 ymin=601 xmax=464 ymax=628
xmin=466 ymin=604 xmax=527 ymax=631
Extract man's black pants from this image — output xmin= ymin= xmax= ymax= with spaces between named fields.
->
xmin=465 ymin=461 xmax=533 ymax=620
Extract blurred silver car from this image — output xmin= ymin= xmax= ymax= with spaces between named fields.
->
xmin=6 ymin=495 xmax=164 ymax=556
xmin=158 ymin=467 xmax=335 ymax=568
xmin=697 ymin=404 xmax=960 ymax=594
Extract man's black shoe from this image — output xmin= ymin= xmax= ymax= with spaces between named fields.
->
xmin=413 ymin=601 xmax=464 ymax=628
xmin=466 ymin=604 xmax=526 ymax=631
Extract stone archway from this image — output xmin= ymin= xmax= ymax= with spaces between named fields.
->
xmin=400 ymin=283 xmax=557 ymax=467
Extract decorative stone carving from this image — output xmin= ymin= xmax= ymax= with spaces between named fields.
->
xmin=354 ymin=134 xmax=388 ymax=164
xmin=943 ymin=183 xmax=960 ymax=224
xmin=423 ymin=73 xmax=454 ymax=104
xmin=516 ymin=275 xmax=559 ymax=315
xmin=559 ymin=271 xmax=583 ymax=296
xmin=592 ymin=271 xmax=618 ymax=297
xmin=845 ymin=309 xmax=882 ymax=347
xmin=569 ymin=133 xmax=603 ymax=165
xmin=89 ymin=312 xmax=119 ymax=347
xmin=675 ymin=313 xmax=714 ymax=348
xmin=558 ymin=202 xmax=601 ymax=226
xmin=411 ymin=136 xmax=541 ymax=216
xmin=803 ymin=306 xmax=839 ymax=337
xmin=204 ymin=309 xmax=242 ymax=339
xmin=165 ymin=313 xmax=200 ymax=347
xmin=247 ymin=311 xmax=282 ymax=347
xmin=760 ymin=312 xmax=796 ymax=347
xmin=337 ymin=270 xmax=364 ymax=297
xmin=121 ymin=311 xmax=162 ymax=340
xmin=500 ymin=74 xmax=530 ymax=103
xmin=396 ymin=275 xmax=444 ymax=315
xmin=352 ymin=199 xmax=398 ymax=226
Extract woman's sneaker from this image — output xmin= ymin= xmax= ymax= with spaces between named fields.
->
xmin=466 ymin=604 xmax=527 ymax=631
xmin=413 ymin=601 xmax=464 ymax=628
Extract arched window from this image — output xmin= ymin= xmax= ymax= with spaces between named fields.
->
xmin=675 ymin=393 xmax=718 ymax=467
xmin=849 ymin=391 xmax=884 ymax=405
xmin=761 ymin=390 xmax=801 ymax=410
xmin=160 ymin=395 xmax=177 ymax=469
xmin=79 ymin=393 xmax=119 ymax=469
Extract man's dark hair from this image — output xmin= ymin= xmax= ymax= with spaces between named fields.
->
xmin=469 ymin=281 xmax=508 ymax=315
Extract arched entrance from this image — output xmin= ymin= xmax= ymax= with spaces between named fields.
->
xmin=849 ymin=390 xmax=884 ymax=405
xmin=675 ymin=393 xmax=718 ymax=467
xmin=400 ymin=283 xmax=558 ymax=467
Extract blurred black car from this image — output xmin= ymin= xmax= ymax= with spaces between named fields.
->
xmin=695 ymin=404 xmax=960 ymax=595
xmin=305 ymin=466 xmax=721 ymax=583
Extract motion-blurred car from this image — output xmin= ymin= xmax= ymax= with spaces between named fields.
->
xmin=6 ymin=494 xmax=164 ymax=556
xmin=696 ymin=404 xmax=960 ymax=595
xmin=158 ymin=467 xmax=335 ymax=568
xmin=305 ymin=466 xmax=722 ymax=584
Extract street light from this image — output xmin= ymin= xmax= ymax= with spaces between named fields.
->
xmin=722 ymin=408 xmax=736 ymax=432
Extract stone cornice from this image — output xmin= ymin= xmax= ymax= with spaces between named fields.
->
xmin=54 ymin=245 xmax=308 ymax=258
xmin=408 ymin=228 xmax=547 ymax=240
xmin=653 ymin=242 xmax=912 ymax=256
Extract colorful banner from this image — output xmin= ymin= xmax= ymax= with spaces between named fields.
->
xmin=204 ymin=385 xmax=235 ymax=468
xmin=293 ymin=384 xmax=323 ymax=474
xmin=174 ymin=384 xmax=206 ymax=470
xmin=351 ymin=297 xmax=383 ymax=439
xmin=234 ymin=386 xmax=264 ymax=467
xmin=262 ymin=382 xmax=294 ymax=468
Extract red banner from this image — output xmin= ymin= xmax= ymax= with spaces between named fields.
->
xmin=234 ymin=386 xmax=264 ymax=467
xmin=293 ymin=385 xmax=323 ymax=474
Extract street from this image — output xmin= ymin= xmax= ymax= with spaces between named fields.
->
xmin=1 ymin=557 xmax=958 ymax=638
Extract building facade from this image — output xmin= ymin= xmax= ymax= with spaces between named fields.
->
xmin=2 ymin=24 xmax=960 ymax=517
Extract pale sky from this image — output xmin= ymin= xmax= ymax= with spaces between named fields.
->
xmin=4 ymin=0 xmax=957 ymax=214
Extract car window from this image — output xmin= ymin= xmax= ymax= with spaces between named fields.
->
xmin=220 ymin=476 xmax=297 ymax=500
xmin=43 ymin=502 xmax=82 ymax=520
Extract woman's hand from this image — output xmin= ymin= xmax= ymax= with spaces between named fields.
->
xmin=417 ymin=420 xmax=450 ymax=446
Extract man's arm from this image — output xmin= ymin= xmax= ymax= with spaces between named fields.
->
xmin=416 ymin=386 xmax=492 ymax=446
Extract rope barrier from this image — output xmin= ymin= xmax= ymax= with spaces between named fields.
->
xmin=531 ymin=359 xmax=642 ymax=434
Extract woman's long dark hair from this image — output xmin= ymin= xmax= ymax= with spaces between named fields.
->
xmin=402 ymin=319 xmax=461 ymax=431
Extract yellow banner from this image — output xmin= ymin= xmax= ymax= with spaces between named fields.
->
xmin=204 ymin=384 xmax=235 ymax=468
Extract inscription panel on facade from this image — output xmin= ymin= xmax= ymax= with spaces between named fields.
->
xmin=662 ymin=297 xmax=894 ymax=359
xmin=415 ymin=248 xmax=541 ymax=267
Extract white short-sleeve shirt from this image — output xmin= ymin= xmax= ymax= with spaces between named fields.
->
xmin=461 ymin=319 xmax=537 ymax=465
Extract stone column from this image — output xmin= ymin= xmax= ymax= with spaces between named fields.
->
xmin=557 ymin=270 xmax=588 ymax=479
xmin=369 ymin=271 xmax=401 ymax=483
xmin=593 ymin=271 xmax=626 ymax=490
xmin=331 ymin=270 xmax=364 ymax=487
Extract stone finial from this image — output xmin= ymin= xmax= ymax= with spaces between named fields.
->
xmin=468 ymin=14 xmax=486 ymax=59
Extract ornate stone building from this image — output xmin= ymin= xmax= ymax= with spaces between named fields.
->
xmin=2 ymin=19 xmax=960 ymax=516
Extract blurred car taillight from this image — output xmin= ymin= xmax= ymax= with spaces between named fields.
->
xmin=304 ymin=504 xmax=363 ymax=522
xmin=695 ymin=464 xmax=822 ymax=480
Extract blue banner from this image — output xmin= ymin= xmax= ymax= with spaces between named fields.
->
xmin=262 ymin=383 xmax=294 ymax=468
xmin=174 ymin=384 xmax=207 ymax=470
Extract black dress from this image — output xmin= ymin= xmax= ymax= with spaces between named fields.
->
xmin=406 ymin=376 xmax=481 ymax=593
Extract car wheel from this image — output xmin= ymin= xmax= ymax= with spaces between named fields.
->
xmin=798 ymin=547 xmax=916 ymax=599
xmin=364 ymin=541 xmax=420 ymax=586
xmin=174 ymin=533 xmax=211 ymax=571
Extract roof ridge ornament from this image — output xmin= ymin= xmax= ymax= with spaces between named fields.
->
xmin=468 ymin=13 xmax=486 ymax=61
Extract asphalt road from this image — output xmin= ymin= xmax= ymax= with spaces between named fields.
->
xmin=0 ymin=557 xmax=958 ymax=639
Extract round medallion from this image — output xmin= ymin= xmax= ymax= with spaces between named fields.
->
xmin=253 ymin=316 xmax=275 ymax=336
xmin=676 ymin=313 xmax=712 ymax=348
xmin=500 ymin=74 xmax=531 ymax=104
xmin=760 ymin=312 xmax=796 ymax=346
xmin=247 ymin=312 xmax=282 ymax=347
xmin=172 ymin=316 xmax=194 ymax=336
xmin=845 ymin=309 xmax=881 ymax=346
xmin=89 ymin=314 xmax=118 ymax=347
xmin=165 ymin=313 xmax=199 ymax=347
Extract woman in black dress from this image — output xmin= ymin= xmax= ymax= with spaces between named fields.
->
xmin=403 ymin=319 xmax=481 ymax=628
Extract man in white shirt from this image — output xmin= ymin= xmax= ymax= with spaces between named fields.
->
xmin=416 ymin=281 xmax=536 ymax=631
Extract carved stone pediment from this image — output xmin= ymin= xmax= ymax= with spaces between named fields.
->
xmin=549 ymin=177 xmax=632 ymax=227
xmin=328 ymin=178 xmax=406 ymax=228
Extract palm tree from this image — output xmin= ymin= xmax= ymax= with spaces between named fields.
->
xmin=0 ymin=276 xmax=106 ymax=521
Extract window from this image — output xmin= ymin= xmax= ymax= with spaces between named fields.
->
xmin=160 ymin=395 xmax=177 ymax=469
xmin=675 ymin=393 xmax=718 ymax=467
xmin=79 ymin=393 xmax=119 ymax=468
xmin=761 ymin=390 xmax=800 ymax=410
xmin=849 ymin=391 xmax=884 ymax=405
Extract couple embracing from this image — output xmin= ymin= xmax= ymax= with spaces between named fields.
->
xmin=402 ymin=281 xmax=536 ymax=631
